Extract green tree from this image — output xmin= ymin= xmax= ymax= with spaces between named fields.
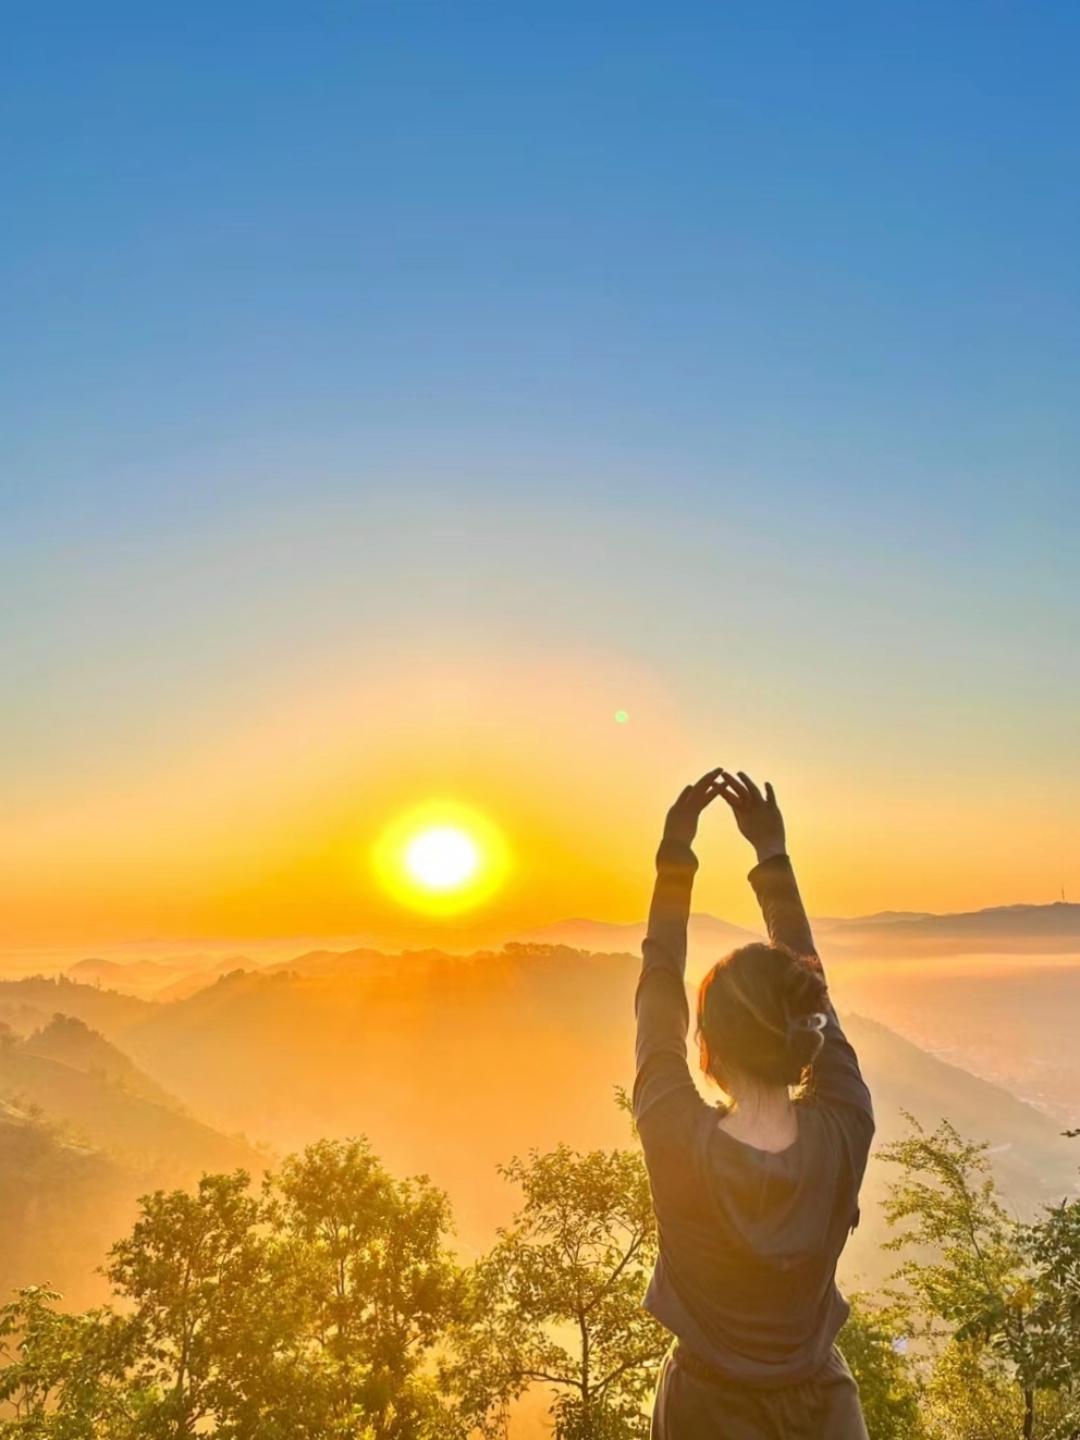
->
xmin=921 ymin=1339 xmax=1026 ymax=1440
xmin=837 ymin=1295 xmax=926 ymax=1440
xmin=105 ymin=1170 xmax=310 ymax=1439
xmin=0 ymin=1141 xmax=472 ymax=1440
xmin=1024 ymin=1187 xmax=1080 ymax=1398
xmin=267 ymin=1138 xmax=466 ymax=1440
xmin=0 ymin=1286 xmax=136 ymax=1439
xmin=879 ymin=1114 xmax=1080 ymax=1440
xmin=456 ymin=1143 xmax=667 ymax=1440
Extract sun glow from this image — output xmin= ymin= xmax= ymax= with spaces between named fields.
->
xmin=373 ymin=802 xmax=510 ymax=915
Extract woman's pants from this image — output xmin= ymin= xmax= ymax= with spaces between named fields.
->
xmin=650 ymin=1343 xmax=869 ymax=1440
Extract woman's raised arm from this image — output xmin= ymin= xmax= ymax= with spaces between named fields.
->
xmin=632 ymin=771 xmax=723 ymax=1136
xmin=716 ymin=771 xmax=873 ymax=1130
xmin=715 ymin=769 xmax=817 ymax=956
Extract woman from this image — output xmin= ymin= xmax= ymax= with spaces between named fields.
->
xmin=634 ymin=768 xmax=874 ymax=1439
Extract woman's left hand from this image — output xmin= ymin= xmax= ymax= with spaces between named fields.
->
xmin=663 ymin=769 xmax=725 ymax=847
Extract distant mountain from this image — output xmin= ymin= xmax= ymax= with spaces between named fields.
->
xmin=519 ymin=900 xmax=1080 ymax=961
xmin=822 ymin=901 xmax=1080 ymax=953
xmin=814 ymin=911 xmax=936 ymax=928
xmin=67 ymin=954 xmax=252 ymax=999
xmin=31 ymin=895 xmax=1080 ymax=1018
xmin=513 ymin=913 xmax=762 ymax=963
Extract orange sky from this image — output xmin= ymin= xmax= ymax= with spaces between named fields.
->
xmin=3 ymin=606 xmax=1077 ymax=955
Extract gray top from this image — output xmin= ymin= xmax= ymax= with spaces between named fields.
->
xmin=633 ymin=842 xmax=874 ymax=1387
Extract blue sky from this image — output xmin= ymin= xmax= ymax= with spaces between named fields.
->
xmin=5 ymin=2 xmax=1078 ymax=507
xmin=2 ymin=2 xmax=1079 ymax=942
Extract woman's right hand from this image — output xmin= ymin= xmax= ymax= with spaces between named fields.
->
xmin=715 ymin=770 xmax=787 ymax=863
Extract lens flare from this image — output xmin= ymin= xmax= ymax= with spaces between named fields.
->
xmin=373 ymin=801 xmax=510 ymax=915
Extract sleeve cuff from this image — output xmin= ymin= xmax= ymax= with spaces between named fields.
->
xmin=747 ymin=852 xmax=791 ymax=887
xmin=655 ymin=837 xmax=699 ymax=874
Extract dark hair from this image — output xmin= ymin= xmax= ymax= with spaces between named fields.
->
xmin=696 ymin=943 xmax=828 ymax=1090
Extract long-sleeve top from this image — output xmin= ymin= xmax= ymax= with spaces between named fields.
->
xmin=633 ymin=839 xmax=874 ymax=1386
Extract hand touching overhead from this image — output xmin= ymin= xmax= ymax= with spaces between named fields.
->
xmin=715 ymin=770 xmax=787 ymax=864
xmin=663 ymin=769 xmax=725 ymax=848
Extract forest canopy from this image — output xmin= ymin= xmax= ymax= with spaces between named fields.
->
xmin=2 ymin=1117 xmax=1079 ymax=1440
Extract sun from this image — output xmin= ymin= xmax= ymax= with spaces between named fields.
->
xmin=373 ymin=801 xmax=510 ymax=915
xmin=404 ymin=827 xmax=479 ymax=891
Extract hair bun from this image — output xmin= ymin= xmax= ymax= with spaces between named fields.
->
xmin=696 ymin=941 xmax=830 ymax=1089
xmin=777 ymin=959 xmax=828 ymax=1018
xmin=778 ymin=962 xmax=828 ymax=1078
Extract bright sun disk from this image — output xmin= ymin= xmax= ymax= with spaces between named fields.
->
xmin=404 ymin=827 xmax=479 ymax=892
xmin=372 ymin=802 xmax=510 ymax=916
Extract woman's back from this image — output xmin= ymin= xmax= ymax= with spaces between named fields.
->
xmin=640 ymin=1070 xmax=871 ymax=1382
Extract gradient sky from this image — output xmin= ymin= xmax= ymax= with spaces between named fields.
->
xmin=3 ymin=3 xmax=1079 ymax=951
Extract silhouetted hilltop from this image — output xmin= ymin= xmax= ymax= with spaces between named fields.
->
xmin=0 ymin=1021 xmax=260 ymax=1178
xmin=21 ymin=1013 xmax=179 ymax=1108
xmin=0 ymin=1013 xmax=265 ymax=1303
xmin=512 ymin=913 xmax=762 ymax=958
xmin=0 ymin=975 xmax=154 ymax=1034
xmin=0 ymin=1100 xmax=131 ymax=1307
xmin=263 ymin=946 xmax=436 ymax=979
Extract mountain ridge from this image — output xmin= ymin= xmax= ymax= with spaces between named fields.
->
xmin=9 ymin=898 xmax=1075 ymax=1007
xmin=511 ymin=900 xmax=1080 ymax=965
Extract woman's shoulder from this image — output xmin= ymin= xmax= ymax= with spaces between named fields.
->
xmin=794 ymin=1096 xmax=874 ymax=1169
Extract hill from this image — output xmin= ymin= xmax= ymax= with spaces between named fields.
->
xmin=20 ymin=1014 xmax=179 ymax=1108
xmin=505 ymin=901 xmax=1080 ymax=988
xmin=839 ymin=1014 xmax=1079 ymax=1282
xmin=0 ymin=975 xmax=154 ymax=1036
xmin=836 ymin=960 xmax=1080 ymax=1124
xmin=519 ymin=900 xmax=1080 ymax=964
xmin=0 ymin=1013 xmax=266 ymax=1305
xmin=0 ymin=1100 xmax=133 ymax=1308
xmin=0 ymin=1021 xmax=259 ymax=1181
